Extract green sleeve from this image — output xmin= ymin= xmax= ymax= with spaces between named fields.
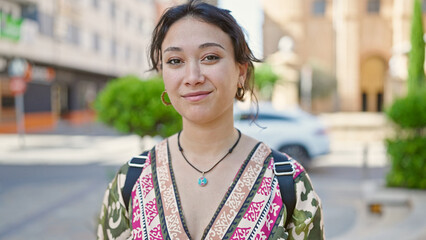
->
xmin=97 ymin=164 xmax=132 ymax=240
xmin=287 ymin=171 xmax=325 ymax=240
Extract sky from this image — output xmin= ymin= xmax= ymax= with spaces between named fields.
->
xmin=218 ymin=0 xmax=264 ymax=59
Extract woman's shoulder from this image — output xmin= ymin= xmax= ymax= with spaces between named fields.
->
xmin=239 ymin=133 xmax=262 ymax=151
xmin=117 ymin=141 xmax=162 ymax=177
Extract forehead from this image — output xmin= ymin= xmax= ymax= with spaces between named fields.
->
xmin=161 ymin=17 xmax=233 ymax=52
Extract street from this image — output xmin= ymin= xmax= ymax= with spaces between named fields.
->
xmin=0 ymin=164 xmax=115 ymax=240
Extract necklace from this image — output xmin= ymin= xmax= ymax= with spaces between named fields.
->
xmin=177 ymin=129 xmax=241 ymax=187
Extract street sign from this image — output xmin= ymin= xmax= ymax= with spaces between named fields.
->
xmin=10 ymin=77 xmax=27 ymax=95
xmin=8 ymin=58 xmax=28 ymax=77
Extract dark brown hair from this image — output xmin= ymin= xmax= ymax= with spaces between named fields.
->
xmin=149 ymin=0 xmax=261 ymax=101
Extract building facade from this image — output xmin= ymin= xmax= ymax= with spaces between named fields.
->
xmin=263 ymin=0 xmax=419 ymax=112
xmin=0 ymin=0 xmax=156 ymax=132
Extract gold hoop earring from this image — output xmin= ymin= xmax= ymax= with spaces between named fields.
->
xmin=236 ymin=87 xmax=245 ymax=99
xmin=161 ymin=90 xmax=171 ymax=106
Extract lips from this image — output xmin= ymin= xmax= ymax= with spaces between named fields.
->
xmin=182 ymin=91 xmax=212 ymax=102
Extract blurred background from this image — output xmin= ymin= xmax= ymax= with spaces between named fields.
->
xmin=0 ymin=0 xmax=425 ymax=239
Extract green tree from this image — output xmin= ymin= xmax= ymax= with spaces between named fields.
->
xmin=407 ymin=0 xmax=425 ymax=93
xmin=385 ymin=0 xmax=426 ymax=189
xmin=254 ymin=63 xmax=280 ymax=100
xmin=94 ymin=75 xmax=182 ymax=138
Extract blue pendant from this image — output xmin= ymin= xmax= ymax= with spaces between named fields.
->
xmin=198 ymin=176 xmax=208 ymax=187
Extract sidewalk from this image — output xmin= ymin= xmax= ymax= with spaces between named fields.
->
xmin=331 ymin=180 xmax=426 ymax=240
xmin=0 ymin=121 xmax=157 ymax=165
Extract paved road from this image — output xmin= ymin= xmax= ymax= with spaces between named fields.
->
xmin=0 ymin=164 xmax=117 ymax=240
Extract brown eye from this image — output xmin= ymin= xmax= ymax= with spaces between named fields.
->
xmin=202 ymin=55 xmax=220 ymax=62
xmin=166 ymin=59 xmax=182 ymax=65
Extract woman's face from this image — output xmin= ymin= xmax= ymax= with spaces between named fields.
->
xmin=161 ymin=17 xmax=247 ymax=125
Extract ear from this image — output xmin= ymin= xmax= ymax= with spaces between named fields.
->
xmin=158 ymin=64 xmax=163 ymax=75
xmin=158 ymin=52 xmax=163 ymax=72
xmin=237 ymin=62 xmax=249 ymax=86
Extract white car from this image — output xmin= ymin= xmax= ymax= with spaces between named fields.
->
xmin=234 ymin=102 xmax=330 ymax=167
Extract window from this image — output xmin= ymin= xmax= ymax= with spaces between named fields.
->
xmin=377 ymin=92 xmax=383 ymax=112
xmin=362 ymin=93 xmax=367 ymax=111
xmin=137 ymin=49 xmax=142 ymax=65
xmin=93 ymin=32 xmax=100 ymax=52
xmin=111 ymin=39 xmax=117 ymax=58
xmin=110 ymin=1 xmax=116 ymax=19
xmin=125 ymin=10 xmax=131 ymax=26
xmin=21 ymin=4 xmax=38 ymax=21
xmin=1 ymin=96 xmax=14 ymax=108
xmin=125 ymin=45 xmax=131 ymax=61
xmin=38 ymin=12 xmax=54 ymax=37
xmin=312 ymin=0 xmax=326 ymax=16
xmin=238 ymin=113 xmax=255 ymax=121
xmin=92 ymin=0 xmax=99 ymax=9
xmin=138 ymin=18 xmax=143 ymax=33
xmin=367 ymin=0 xmax=380 ymax=14
xmin=237 ymin=113 xmax=294 ymax=122
xmin=66 ymin=24 xmax=80 ymax=45
xmin=257 ymin=114 xmax=294 ymax=121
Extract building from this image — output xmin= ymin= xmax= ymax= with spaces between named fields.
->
xmin=263 ymin=0 xmax=420 ymax=112
xmin=0 ymin=0 xmax=156 ymax=132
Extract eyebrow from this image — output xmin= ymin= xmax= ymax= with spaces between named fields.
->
xmin=163 ymin=42 xmax=225 ymax=53
xmin=199 ymin=42 xmax=225 ymax=50
xmin=163 ymin=46 xmax=182 ymax=53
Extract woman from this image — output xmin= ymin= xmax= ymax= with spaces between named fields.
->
xmin=98 ymin=1 xmax=324 ymax=239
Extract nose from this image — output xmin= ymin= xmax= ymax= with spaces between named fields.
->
xmin=184 ymin=60 xmax=205 ymax=86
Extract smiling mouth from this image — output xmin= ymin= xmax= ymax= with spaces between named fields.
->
xmin=182 ymin=91 xmax=212 ymax=102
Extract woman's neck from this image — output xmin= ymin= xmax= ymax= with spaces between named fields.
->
xmin=179 ymin=114 xmax=238 ymax=161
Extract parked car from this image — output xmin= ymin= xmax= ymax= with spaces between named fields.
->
xmin=234 ymin=102 xmax=330 ymax=167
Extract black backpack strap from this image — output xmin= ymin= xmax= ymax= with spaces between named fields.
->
xmin=122 ymin=150 xmax=149 ymax=211
xmin=272 ymin=149 xmax=296 ymax=227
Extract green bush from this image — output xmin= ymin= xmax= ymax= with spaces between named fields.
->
xmin=386 ymin=88 xmax=426 ymax=130
xmin=386 ymin=137 xmax=426 ymax=189
xmin=386 ymin=90 xmax=426 ymax=189
xmin=254 ymin=64 xmax=279 ymax=100
xmin=94 ymin=75 xmax=182 ymax=138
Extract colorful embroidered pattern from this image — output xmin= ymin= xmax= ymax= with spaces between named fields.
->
xmin=205 ymin=143 xmax=271 ymax=239
xmin=155 ymin=140 xmax=189 ymax=239
xmin=97 ymin=141 xmax=325 ymax=240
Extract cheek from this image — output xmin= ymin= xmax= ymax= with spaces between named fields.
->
xmin=162 ymin=71 xmax=179 ymax=91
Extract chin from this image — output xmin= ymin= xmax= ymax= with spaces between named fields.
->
xmin=183 ymin=112 xmax=212 ymax=124
xmin=182 ymin=108 xmax=217 ymax=124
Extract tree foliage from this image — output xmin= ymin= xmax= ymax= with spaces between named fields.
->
xmin=407 ymin=0 xmax=425 ymax=93
xmin=387 ymin=88 xmax=426 ymax=130
xmin=94 ymin=75 xmax=182 ymax=138
xmin=386 ymin=137 xmax=426 ymax=189
xmin=385 ymin=0 xmax=426 ymax=189
xmin=254 ymin=64 xmax=280 ymax=100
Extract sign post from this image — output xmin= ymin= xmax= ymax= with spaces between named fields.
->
xmin=8 ymin=59 xmax=28 ymax=148
xmin=15 ymin=92 xmax=25 ymax=147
